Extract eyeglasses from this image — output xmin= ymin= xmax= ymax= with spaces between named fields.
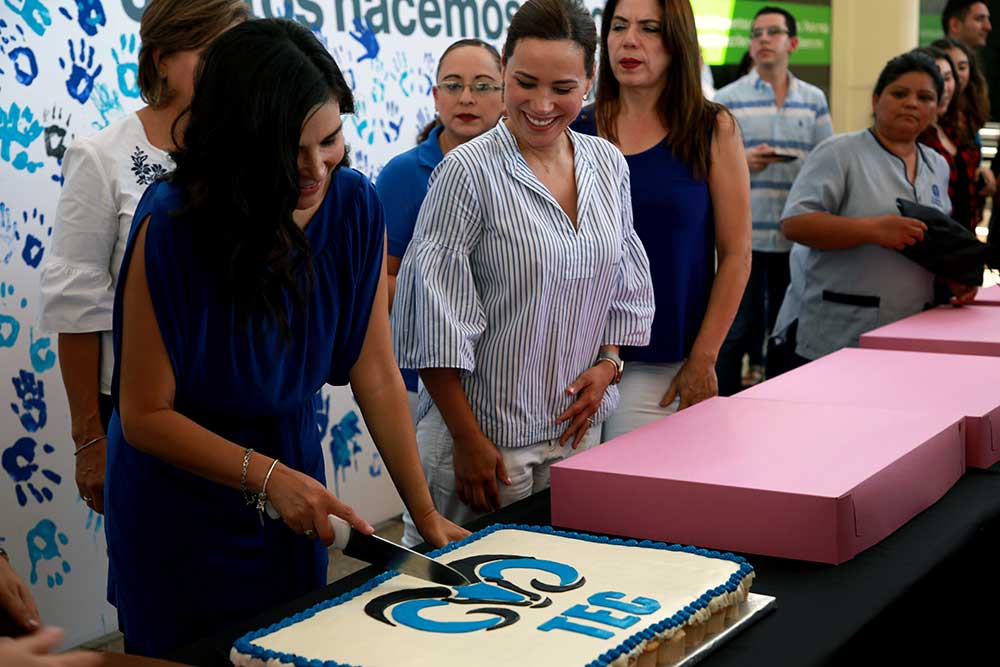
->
xmin=436 ymin=81 xmax=503 ymax=96
xmin=750 ymin=27 xmax=790 ymax=39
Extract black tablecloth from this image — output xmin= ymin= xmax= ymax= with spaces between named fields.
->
xmin=170 ymin=470 xmax=1000 ymax=666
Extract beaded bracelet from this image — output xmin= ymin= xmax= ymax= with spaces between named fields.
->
xmin=240 ymin=448 xmax=255 ymax=506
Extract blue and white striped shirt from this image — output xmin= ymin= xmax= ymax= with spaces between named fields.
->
xmin=715 ymin=69 xmax=833 ymax=252
xmin=391 ymin=121 xmax=655 ymax=448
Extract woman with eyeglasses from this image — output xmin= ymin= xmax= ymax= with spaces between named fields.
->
xmin=391 ymin=0 xmax=654 ymax=545
xmin=375 ymin=39 xmax=504 ymax=420
xmin=572 ymin=0 xmax=751 ymax=439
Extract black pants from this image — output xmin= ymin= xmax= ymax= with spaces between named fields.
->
xmin=765 ymin=319 xmax=811 ymax=379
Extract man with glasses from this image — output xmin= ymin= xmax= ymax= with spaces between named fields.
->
xmin=714 ymin=6 xmax=832 ymax=394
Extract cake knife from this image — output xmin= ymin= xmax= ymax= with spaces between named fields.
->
xmin=265 ymin=502 xmax=469 ymax=586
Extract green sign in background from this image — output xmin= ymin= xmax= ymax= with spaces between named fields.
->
xmin=693 ymin=0 xmax=832 ymax=66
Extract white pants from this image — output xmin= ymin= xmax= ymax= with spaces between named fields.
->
xmin=402 ymin=403 xmax=601 ymax=547
xmin=406 ymin=390 xmax=420 ymax=426
xmin=601 ymin=361 xmax=683 ymax=443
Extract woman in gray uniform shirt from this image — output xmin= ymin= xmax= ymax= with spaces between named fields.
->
xmin=770 ymin=52 xmax=977 ymax=374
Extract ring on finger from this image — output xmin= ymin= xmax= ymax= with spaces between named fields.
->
xmin=304 ymin=529 xmax=316 ymax=538
xmin=82 ymin=495 xmax=93 ymax=502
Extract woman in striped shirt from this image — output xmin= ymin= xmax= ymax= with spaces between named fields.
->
xmin=391 ymin=0 xmax=655 ymax=543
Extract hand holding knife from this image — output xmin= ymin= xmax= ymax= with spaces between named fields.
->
xmin=265 ymin=502 xmax=469 ymax=586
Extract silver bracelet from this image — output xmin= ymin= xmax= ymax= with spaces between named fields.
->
xmin=240 ymin=448 xmax=255 ymax=506
xmin=256 ymin=458 xmax=279 ymax=524
xmin=74 ymin=435 xmax=107 ymax=456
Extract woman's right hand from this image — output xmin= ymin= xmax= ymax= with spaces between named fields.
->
xmin=264 ymin=463 xmax=373 ymax=547
xmin=871 ymin=215 xmax=927 ymax=250
xmin=73 ymin=430 xmax=105 ymax=515
xmin=453 ymin=433 xmax=510 ymax=514
xmin=0 ymin=628 xmax=101 ymax=667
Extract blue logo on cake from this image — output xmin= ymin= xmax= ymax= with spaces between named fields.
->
xmin=365 ymin=554 xmax=661 ymax=639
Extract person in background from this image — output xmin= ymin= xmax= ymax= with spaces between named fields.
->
xmin=932 ymin=37 xmax=995 ymax=233
xmin=769 ymin=52 xmax=978 ymax=376
xmin=914 ymin=46 xmax=981 ymax=233
xmin=943 ymin=0 xmax=992 ymax=51
xmin=39 ymin=0 xmax=249 ymax=517
xmin=572 ymin=0 xmax=750 ymax=439
xmin=392 ymin=0 xmax=654 ymax=545
xmin=376 ymin=39 xmax=504 ymax=419
xmin=105 ymin=19 xmax=464 ymax=656
xmin=714 ymin=6 xmax=832 ymax=393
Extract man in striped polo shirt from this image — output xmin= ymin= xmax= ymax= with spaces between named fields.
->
xmin=714 ymin=6 xmax=832 ymax=395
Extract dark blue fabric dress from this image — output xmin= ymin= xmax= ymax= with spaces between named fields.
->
xmin=104 ymin=168 xmax=384 ymax=657
xmin=572 ymin=108 xmax=714 ymax=363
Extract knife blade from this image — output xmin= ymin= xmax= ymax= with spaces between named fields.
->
xmin=264 ymin=502 xmax=469 ymax=586
xmin=327 ymin=514 xmax=470 ymax=586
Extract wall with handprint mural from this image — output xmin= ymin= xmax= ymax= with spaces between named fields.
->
xmin=0 ymin=0 xmax=619 ymax=649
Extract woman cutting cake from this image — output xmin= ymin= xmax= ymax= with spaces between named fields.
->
xmin=104 ymin=19 xmax=465 ymax=656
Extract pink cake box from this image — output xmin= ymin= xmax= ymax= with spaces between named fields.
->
xmin=550 ymin=397 xmax=964 ymax=564
xmin=859 ymin=305 xmax=1000 ymax=356
xmin=736 ymin=348 xmax=1000 ymax=469
xmin=973 ymin=284 xmax=1000 ymax=305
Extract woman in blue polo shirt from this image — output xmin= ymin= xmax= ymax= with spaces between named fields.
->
xmin=769 ymin=52 xmax=978 ymax=374
xmin=376 ymin=39 xmax=504 ymax=414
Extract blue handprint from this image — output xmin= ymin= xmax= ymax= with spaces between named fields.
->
xmin=328 ymin=410 xmax=363 ymax=495
xmin=4 ymin=0 xmax=52 ymax=37
xmin=417 ymin=51 xmax=435 ymax=95
xmin=90 ymin=81 xmax=122 ymax=129
xmin=349 ymin=17 xmax=379 ymax=62
xmin=0 ymin=20 xmax=39 ymax=86
xmin=20 ymin=208 xmax=49 ymax=268
xmin=42 ymin=105 xmax=71 ymax=161
xmin=111 ymin=33 xmax=139 ymax=98
xmin=26 ymin=519 xmax=71 ymax=587
xmin=3 ymin=437 xmax=61 ymax=506
xmin=380 ymin=102 xmax=403 ymax=143
xmin=0 ymin=203 xmax=18 ymax=265
xmin=59 ymin=38 xmax=103 ymax=104
xmin=11 ymin=369 xmax=46 ymax=432
xmin=29 ymin=327 xmax=55 ymax=373
xmin=0 ymin=102 xmax=44 ymax=172
xmin=368 ymin=451 xmax=383 ymax=478
xmin=415 ymin=106 xmax=434 ymax=132
xmin=58 ymin=0 xmax=105 ymax=37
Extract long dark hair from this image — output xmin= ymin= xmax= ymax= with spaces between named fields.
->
xmin=417 ymin=39 xmax=502 ymax=144
xmin=932 ymin=37 xmax=990 ymax=137
xmin=594 ymin=0 xmax=729 ymax=180
xmin=911 ymin=46 xmax=961 ymax=132
xmin=170 ymin=19 xmax=354 ymax=339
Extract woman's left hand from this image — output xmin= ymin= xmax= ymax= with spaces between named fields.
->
xmin=557 ymin=363 xmax=616 ymax=448
xmin=977 ymin=167 xmax=997 ymax=197
xmin=660 ymin=357 xmax=718 ymax=411
xmin=947 ymin=280 xmax=978 ymax=306
xmin=412 ymin=509 xmax=470 ymax=548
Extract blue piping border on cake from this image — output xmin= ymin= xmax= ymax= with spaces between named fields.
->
xmin=233 ymin=523 xmax=754 ymax=667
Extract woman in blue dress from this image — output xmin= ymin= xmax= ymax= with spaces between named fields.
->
xmin=104 ymin=19 xmax=466 ymax=657
xmin=572 ymin=0 xmax=751 ymax=440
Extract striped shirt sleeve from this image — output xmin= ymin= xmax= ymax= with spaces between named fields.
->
xmin=391 ymin=156 xmax=487 ymax=374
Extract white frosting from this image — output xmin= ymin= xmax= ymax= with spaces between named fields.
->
xmin=233 ymin=529 xmax=750 ymax=667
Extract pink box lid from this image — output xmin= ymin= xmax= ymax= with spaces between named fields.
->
xmin=554 ymin=397 xmax=959 ymax=499
xmin=859 ymin=305 xmax=1000 ymax=356
xmin=737 ymin=348 xmax=1000 ymax=419
xmin=973 ymin=284 xmax=1000 ymax=305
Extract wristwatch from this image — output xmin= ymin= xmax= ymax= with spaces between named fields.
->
xmin=595 ymin=350 xmax=624 ymax=385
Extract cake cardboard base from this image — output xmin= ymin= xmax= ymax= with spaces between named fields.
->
xmin=551 ymin=397 xmax=964 ymax=564
xmin=736 ymin=347 xmax=1000 ymax=469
